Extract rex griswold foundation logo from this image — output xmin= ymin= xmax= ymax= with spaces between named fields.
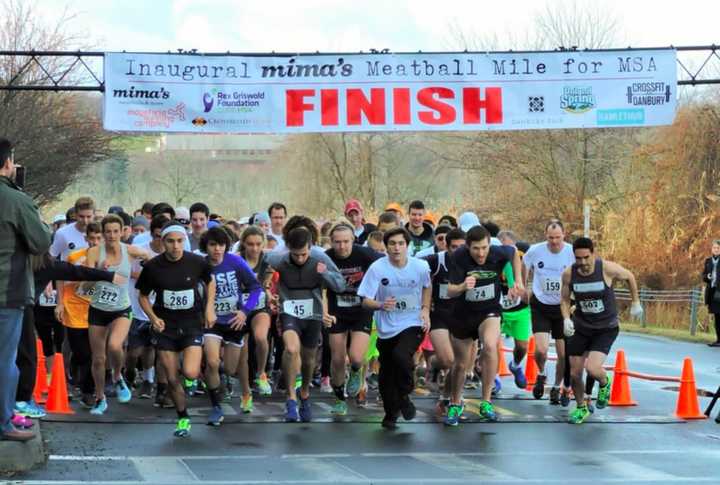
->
xmin=202 ymin=89 xmax=265 ymax=114
xmin=625 ymin=82 xmax=672 ymax=106
xmin=560 ymin=86 xmax=595 ymax=114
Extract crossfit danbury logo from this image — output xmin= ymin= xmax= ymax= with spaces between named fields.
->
xmin=625 ymin=82 xmax=672 ymax=106
xmin=560 ymin=86 xmax=595 ymax=114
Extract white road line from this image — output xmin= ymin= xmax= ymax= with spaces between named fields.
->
xmin=14 ymin=477 xmax=720 ymax=484
xmin=292 ymin=457 xmax=369 ymax=481
xmin=410 ymin=453 xmax=516 ymax=480
xmin=49 ymin=449 xmax=720 ymax=461
xmin=595 ymin=454 xmax=678 ymax=481
xmin=131 ymin=457 xmax=199 ymax=483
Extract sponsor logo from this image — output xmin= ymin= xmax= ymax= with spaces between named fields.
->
xmin=597 ymin=108 xmax=645 ymax=126
xmin=625 ymin=82 xmax=671 ymax=106
xmin=528 ymin=96 xmax=545 ymax=113
xmin=538 ymin=261 xmax=544 ymax=269
xmin=202 ymin=89 xmax=265 ymax=114
xmin=192 ymin=117 xmax=208 ymax=126
xmin=127 ymin=103 xmax=185 ymax=129
xmin=112 ymin=86 xmax=170 ymax=100
xmin=381 ymin=278 xmax=389 ymax=286
xmin=560 ymin=86 xmax=595 ymax=114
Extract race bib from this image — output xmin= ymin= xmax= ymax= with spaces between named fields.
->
xmin=241 ymin=291 xmax=266 ymax=310
xmin=394 ymin=294 xmax=420 ymax=312
xmin=38 ymin=290 xmax=58 ymax=307
xmin=283 ymin=299 xmax=313 ymax=319
xmin=96 ymin=287 xmax=120 ymax=305
xmin=337 ymin=294 xmax=361 ymax=308
xmin=438 ymin=284 xmax=450 ymax=300
xmin=163 ymin=289 xmax=194 ymax=310
xmin=466 ymin=284 xmax=495 ymax=302
xmin=500 ymin=293 xmax=520 ymax=310
xmin=214 ymin=295 xmax=238 ymax=316
xmin=541 ymin=277 xmax=562 ymax=296
xmin=579 ymin=299 xmax=605 ymax=314
xmin=75 ymin=284 xmax=95 ymax=299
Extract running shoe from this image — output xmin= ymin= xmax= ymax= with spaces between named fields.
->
xmin=184 ymin=378 xmax=197 ymax=396
xmin=241 ymin=395 xmax=254 ymax=414
xmin=492 ymin=376 xmax=502 ymax=396
xmin=568 ymin=405 xmax=591 ymax=424
xmin=366 ymin=373 xmax=379 ymax=390
xmin=436 ymin=398 xmax=450 ymax=417
xmin=478 ymin=400 xmax=497 ymax=422
xmin=154 ymin=389 xmax=172 ymax=408
xmin=81 ymin=393 xmax=95 ymax=409
xmin=138 ymin=381 xmax=153 ymax=399
xmin=355 ymin=387 xmax=368 ymax=408
xmin=11 ymin=414 xmax=34 ymax=429
xmin=549 ymin=386 xmax=560 ymax=405
xmin=331 ymin=399 xmax=348 ymax=416
xmin=299 ymin=394 xmax=313 ymax=422
xmin=444 ymin=404 xmax=463 ymax=427
xmin=532 ymin=374 xmax=546 ymax=400
xmin=346 ymin=369 xmax=362 ymax=397
xmin=596 ymin=375 xmax=612 ymax=409
xmin=400 ymin=396 xmax=416 ymax=421
xmin=464 ymin=375 xmax=478 ymax=390
xmin=560 ymin=388 xmax=571 ymax=407
xmin=585 ymin=397 xmax=595 ymax=414
xmin=508 ymin=361 xmax=527 ymax=389
xmin=115 ymin=377 xmax=132 ymax=403
xmin=285 ymin=399 xmax=300 ymax=422
xmin=14 ymin=400 xmax=46 ymax=419
xmin=174 ymin=417 xmax=191 ymax=437
xmin=381 ymin=414 xmax=398 ymax=430
xmin=90 ymin=398 xmax=108 ymax=415
xmin=207 ymin=405 xmax=224 ymax=426
xmin=255 ymin=374 xmax=272 ymax=396
xmin=320 ymin=376 xmax=332 ymax=393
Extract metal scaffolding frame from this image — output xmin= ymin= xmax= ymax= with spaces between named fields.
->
xmin=0 ymin=45 xmax=718 ymax=92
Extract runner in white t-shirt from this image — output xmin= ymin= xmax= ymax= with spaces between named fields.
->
xmin=357 ymin=227 xmax=431 ymax=430
xmin=50 ymin=197 xmax=95 ymax=261
xmin=522 ymin=220 xmax=575 ymax=405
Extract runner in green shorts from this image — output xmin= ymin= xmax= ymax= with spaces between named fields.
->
xmin=498 ymin=232 xmax=531 ymax=389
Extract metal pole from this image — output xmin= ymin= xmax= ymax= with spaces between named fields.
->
xmin=689 ymin=287 xmax=700 ymax=336
xmin=583 ymin=201 xmax=590 ymax=237
xmin=640 ymin=287 xmax=647 ymax=328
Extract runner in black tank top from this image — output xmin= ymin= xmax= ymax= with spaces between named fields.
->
xmin=560 ymin=237 xmax=644 ymax=424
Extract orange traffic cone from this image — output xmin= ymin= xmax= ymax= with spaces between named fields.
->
xmin=32 ymin=339 xmax=48 ymax=404
xmin=45 ymin=353 xmax=74 ymax=414
xmin=497 ymin=342 xmax=512 ymax=377
xmin=675 ymin=358 xmax=706 ymax=420
xmin=609 ymin=349 xmax=637 ymax=406
xmin=525 ymin=336 xmax=538 ymax=390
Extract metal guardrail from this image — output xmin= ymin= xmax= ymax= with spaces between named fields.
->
xmin=614 ymin=286 xmax=705 ymax=335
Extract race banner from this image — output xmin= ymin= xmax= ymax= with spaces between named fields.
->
xmin=103 ymin=50 xmax=677 ymax=133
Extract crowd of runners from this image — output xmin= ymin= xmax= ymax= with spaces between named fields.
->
xmin=13 ymin=195 xmax=644 ymax=438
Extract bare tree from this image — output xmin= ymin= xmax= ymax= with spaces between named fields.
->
xmin=0 ymin=0 xmax=114 ymax=206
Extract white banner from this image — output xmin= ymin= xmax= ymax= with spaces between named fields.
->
xmin=103 ymin=50 xmax=677 ymax=133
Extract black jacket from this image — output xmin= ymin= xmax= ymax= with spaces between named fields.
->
xmin=702 ymin=256 xmax=720 ymax=306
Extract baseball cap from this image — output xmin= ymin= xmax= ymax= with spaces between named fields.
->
xmin=131 ymin=216 xmax=149 ymax=229
xmin=458 ymin=211 xmax=481 ymax=232
xmin=52 ymin=214 xmax=66 ymax=224
xmin=175 ymin=206 xmax=190 ymax=225
xmin=254 ymin=211 xmax=270 ymax=225
xmin=238 ymin=216 xmax=250 ymax=225
xmin=344 ymin=199 xmax=363 ymax=216
xmin=423 ymin=211 xmax=438 ymax=227
xmin=385 ymin=202 xmax=404 ymax=216
xmin=108 ymin=205 xmax=124 ymax=215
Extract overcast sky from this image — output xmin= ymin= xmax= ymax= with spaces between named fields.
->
xmin=39 ymin=0 xmax=719 ymax=53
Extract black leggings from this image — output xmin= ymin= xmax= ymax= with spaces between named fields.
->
xmin=714 ymin=314 xmax=720 ymax=342
xmin=377 ymin=327 xmax=424 ymax=417
xmin=320 ymin=327 xmax=331 ymax=379
xmin=66 ymin=327 xmax=94 ymax=395
xmin=15 ymin=307 xmax=37 ymax=402
xmin=34 ymin=307 xmax=65 ymax=356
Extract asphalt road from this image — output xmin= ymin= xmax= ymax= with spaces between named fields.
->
xmin=9 ymin=332 xmax=720 ymax=485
